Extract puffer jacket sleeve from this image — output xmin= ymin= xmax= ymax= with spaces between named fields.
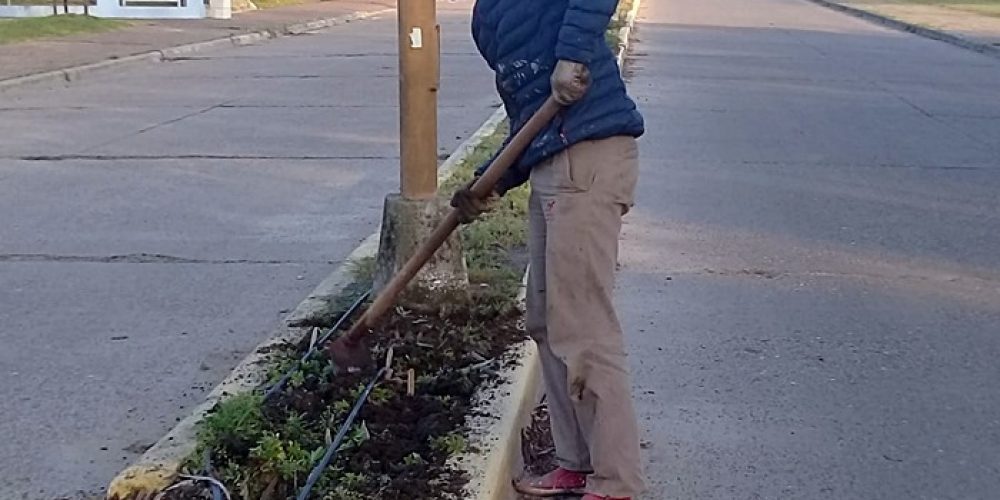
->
xmin=555 ymin=0 xmax=620 ymax=64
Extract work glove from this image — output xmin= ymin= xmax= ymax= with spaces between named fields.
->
xmin=551 ymin=59 xmax=591 ymax=105
xmin=450 ymin=177 xmax=498 ymax=224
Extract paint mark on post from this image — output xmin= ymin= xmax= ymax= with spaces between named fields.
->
xmin=409 ymin=27 xmax=423 ymax=49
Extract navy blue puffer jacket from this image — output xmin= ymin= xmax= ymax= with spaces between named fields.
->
xmin=472 ymin=0 xmax=644 ymax=193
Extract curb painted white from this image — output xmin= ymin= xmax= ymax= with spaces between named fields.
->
xmin=0 ymin=8 xmax=394 ymax=92
xmin=616 ymin=0 xmax=642 ymax=66
xmin=458 ymin=272 xmax=541 ymax=500
xmin=105 ymin=105 xmax=509 ymax=499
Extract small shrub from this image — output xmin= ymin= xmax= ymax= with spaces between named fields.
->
xmin=197 ymin=392 xmax=266 ymax=462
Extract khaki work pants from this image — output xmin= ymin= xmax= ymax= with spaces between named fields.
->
xmin=526 ymin=136 xmax=645 ymax=497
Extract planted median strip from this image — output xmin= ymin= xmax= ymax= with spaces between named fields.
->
xmin=187 ymin=124 xmax=528 ymax=499
xmin=107 ymin=1 xmax=640 ymax=496
xmin=180 ymin=2 xmax=641 ymax=495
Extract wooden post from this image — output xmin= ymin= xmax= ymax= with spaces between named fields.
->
xmin=397 ymin=0 xmax=440 ymax=201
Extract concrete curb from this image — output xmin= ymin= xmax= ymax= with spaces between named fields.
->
xmin=105 ymin=241 xmax=379 ymax=500
xmin=461 ymin=1 xmax=646 ymax=499
xmin=284 ymin=233 xmax=380 ymax=327
xmin=802 ymin=0 xmax=1000 ymax=60
xmin=615 ymin=0 xmax=641 ymax=65
xmin=104 ymin=106 xmax=509 ymax=500
xmin=0 ymin=8 xmax=394 ymax=93
xmin=458 ymin=273 xmax=541 ymax=500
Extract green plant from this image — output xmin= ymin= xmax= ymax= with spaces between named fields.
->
xmin=342 ymin=422 xmax=371 ymax=451
xmin=281 ymin=412 xmax=319 ymax=444
xmin=323 ymin=487 xmax=367 ymax=500
xmin=403 ymin=452 xmax=426 ymax=466
xmin=347 ymin=383 xmax=368 ymax=403
xmin=216 ymin=461 xmax=253 ymax=498
xmin=322 ymin=472 xmax=370 ymax=500
xmin=328 ymin=399 xmax=352 ymax=421
xmin=265 ymin=348 xmax=301 ymax=384
xmin=368 ymin=385 xmax=395 ymax=405
xmin=250 ymin=432 xmax=324 ymax=481
xmin=430 ymin=433 xmax=468 ymax=456
xmin=197 ymin=392 xmax=266 ymax=461
xmin=289 ymin=369 xmax=306 ymax=389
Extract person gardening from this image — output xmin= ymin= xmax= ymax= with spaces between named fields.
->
xmin=451 ymin=0 xmax=646 ymax=498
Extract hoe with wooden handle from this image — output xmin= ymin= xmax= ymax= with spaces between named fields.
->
xmin=325 ymin=97 xmax=562 ymax=370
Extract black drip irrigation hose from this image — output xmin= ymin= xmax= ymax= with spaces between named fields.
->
xmin=196 ymin=289 xmax=375 ymax=499
xmin=264 ymin=289 xmax=372 ymax=402
xmin=256 ymin=288 xmax=381 ymax=499
xmin=297 ymin=366 xmax=388 ymax=500
xmin=203 ymin=451 xmax=224 ymax=500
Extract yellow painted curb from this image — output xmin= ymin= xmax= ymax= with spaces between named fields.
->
xmin=106 ymin=463 xmax=179 ymax=500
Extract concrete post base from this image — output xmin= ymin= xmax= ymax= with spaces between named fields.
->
xmin=372 ymin=193 xmax=470 ymax=312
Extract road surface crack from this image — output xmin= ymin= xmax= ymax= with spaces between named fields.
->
xmin=75 ymin=101 xmax=234 ymax=155
xmin=16 ymin=154 xmax=397 ymax=161
xmin=0 ymin=253 xmax=334 ymax=265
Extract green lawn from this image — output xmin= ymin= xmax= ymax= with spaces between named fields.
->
xmin=0 ymin=15 xmax=127 ymax=45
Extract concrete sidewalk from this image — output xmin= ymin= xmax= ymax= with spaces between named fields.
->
xmin=818 ymin=0 xmax=1000 ymax=48
xmin=0 ymin=0 xmax=391 ymax=81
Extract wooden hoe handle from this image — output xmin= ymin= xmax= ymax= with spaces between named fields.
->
xmin=341 ymin=97 xmax=562 ymax=344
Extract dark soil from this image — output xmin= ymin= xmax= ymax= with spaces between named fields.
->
xmin=203 ymin=281 xmax=528 ymax=500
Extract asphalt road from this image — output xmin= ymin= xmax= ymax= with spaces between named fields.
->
xmin=620 ymin=0 xmax=1000 ymax=499
xmin=0 ymin=3 xmax=495 ymax=498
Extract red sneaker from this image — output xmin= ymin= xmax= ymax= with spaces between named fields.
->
xmin=513 ymin=467 xmax=587 ymax=497
xmin=581 ymin=495 xmax=631 ymax=500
